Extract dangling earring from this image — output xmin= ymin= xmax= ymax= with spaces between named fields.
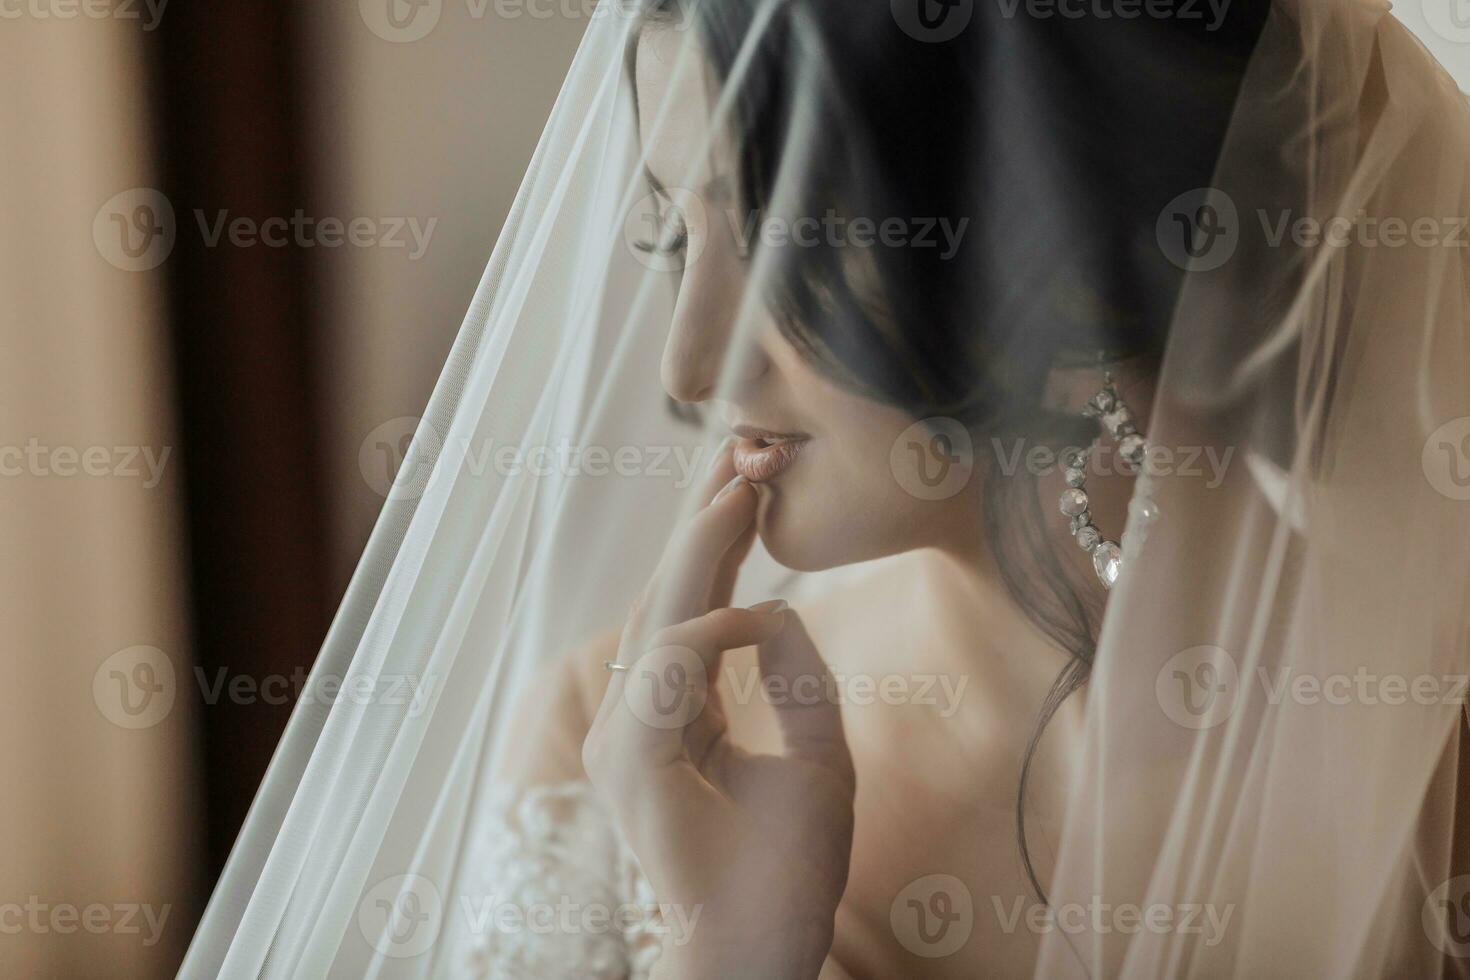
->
xmin=1058 ymin=371 xmax=1147 ymax=590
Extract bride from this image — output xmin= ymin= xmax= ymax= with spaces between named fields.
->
xmin=182 ymin=0 xmax=1470 ymax=977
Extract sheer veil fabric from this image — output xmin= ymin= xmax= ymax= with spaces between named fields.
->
xmin=179 ymin=0 xmax=1470 ymax=977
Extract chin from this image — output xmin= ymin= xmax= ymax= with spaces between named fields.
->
xmin=753 ymin=482 xmax=891 ymax=572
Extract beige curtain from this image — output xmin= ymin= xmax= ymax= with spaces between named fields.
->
xmin=301 ymin=3 xmax=586 ymax=587
xmin=0 ymin=16 xmax=197 ymax=979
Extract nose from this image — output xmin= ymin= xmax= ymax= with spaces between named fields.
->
xmin=659 ymin=249 xmax=768 ymax=404
xmin=660 ymin=303 xmax=722 ymax=403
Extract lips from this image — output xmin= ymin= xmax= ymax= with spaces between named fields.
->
xmin=730 ymin=424 xmax=809 ymax=483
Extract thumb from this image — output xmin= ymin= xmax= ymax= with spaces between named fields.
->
xmin=757 ymin=609 xmax=853 ymax=778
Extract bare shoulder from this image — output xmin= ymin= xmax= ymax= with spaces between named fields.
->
xmin=491 ymin=625 xmax=621 ymax=785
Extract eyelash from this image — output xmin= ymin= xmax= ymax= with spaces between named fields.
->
xmin=634 ymin=205 xmax=689 ymax=257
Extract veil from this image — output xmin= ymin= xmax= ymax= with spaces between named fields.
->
xmin=179 ymin=0 xmax=1470 ymax=977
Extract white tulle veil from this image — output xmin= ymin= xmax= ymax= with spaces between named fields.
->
xmin=179 ymin=0 xmax=1470 ymax=976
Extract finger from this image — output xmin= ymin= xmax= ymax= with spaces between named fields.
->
xmin=601 ymin=604 xmax=784 ymax=761
xmin=657 ymin=601 xmax=782 ymax=765
xmin=651 ymin=474 xmax=756 ymax=625
xmin=708 ymin=519 xmax=756 ymax=611
xmin=594 ymin=502 xmax=754 ymax=741
xmin=651 ymin=603 xmax=788 ymax=671
xmin=684 ymin=667 xmax=729 ymax=770
xmin=595 ymin=445 xmax=746 ymax=726
xmin=757 ymin=610 xmax=854 ymax=778
xmin=695 ymin=436 xmax=736 ymax=506
xmin=593 ymin=603 xmax=786 ymax=764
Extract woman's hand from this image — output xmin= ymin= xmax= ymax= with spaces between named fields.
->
xmin=582 ymin=448 xmax=856 ymax=980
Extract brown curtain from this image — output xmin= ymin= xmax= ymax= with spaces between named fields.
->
xmin=145 ymin=1 xmax=336 ymax=875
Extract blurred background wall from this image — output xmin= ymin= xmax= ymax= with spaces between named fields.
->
xmin=301 ymin=3 xmax=587 ymax=587
xmin=0 ymin=17 xmax=196 ymax=978
xmin=0 ymin=2 xmax=1463 ymax=976
xmin=1 ymin=2 xmax=582 ymax=975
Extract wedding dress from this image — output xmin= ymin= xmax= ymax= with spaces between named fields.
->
xmin=447 ymin=783 xmax=661 ymax=980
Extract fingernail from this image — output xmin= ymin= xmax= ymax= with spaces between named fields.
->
xmin=747 ymin=599 xmax=788 ymax=615
xmin=712 ymin=474 xmax=748 ymax=504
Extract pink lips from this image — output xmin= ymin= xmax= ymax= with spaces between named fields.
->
xmin=730 ymin=425 xmax=808 ymax=483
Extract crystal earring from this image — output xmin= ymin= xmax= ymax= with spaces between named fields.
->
xmin=1058 ymin=371 xmax=1146 ymax=590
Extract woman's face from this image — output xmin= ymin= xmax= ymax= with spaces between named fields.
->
xmin=636 ymin=27 xmax=984 ymax=572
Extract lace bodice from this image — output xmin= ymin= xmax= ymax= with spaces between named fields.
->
xmin=450 ymin=782 xmax=665 ymax=979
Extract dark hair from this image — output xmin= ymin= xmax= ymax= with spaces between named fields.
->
xmin=635 ymin=0 xmax=1267 ymax=901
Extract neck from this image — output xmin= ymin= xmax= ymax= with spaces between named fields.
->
xmin=912 ymin=544 xmax=1083 ymax=713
